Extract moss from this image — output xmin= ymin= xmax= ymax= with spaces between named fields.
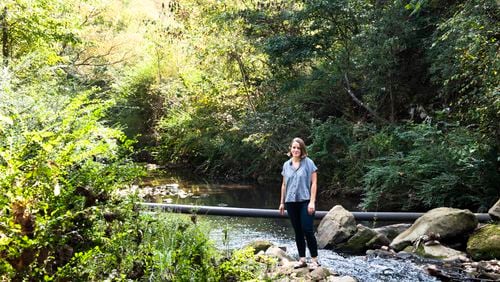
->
xmin=467 ymin=224 xmax=500 ymax=260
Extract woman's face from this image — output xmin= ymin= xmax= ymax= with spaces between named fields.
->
xmin=291 ymin=141 xmax=302 ymax=158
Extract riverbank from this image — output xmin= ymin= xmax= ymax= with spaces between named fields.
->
xmin=134 ymin=167 xmax=499 ymax=281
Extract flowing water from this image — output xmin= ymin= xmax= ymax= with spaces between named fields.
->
xmin=141 ymin=170 xmax=440 ymax=282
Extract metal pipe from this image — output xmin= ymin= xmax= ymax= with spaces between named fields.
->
xmin=138 ymin=203 xmax=492 ymax=222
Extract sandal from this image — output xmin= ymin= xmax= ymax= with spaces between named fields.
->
xmin=293 ymin=260 xmax=307 ymax=269
xmin=309 ymin=261 xmax=321 ymax=270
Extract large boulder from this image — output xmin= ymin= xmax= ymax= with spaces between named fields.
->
xmin=390 ymin=207 xmax=478 ymax=251
xmin=317 ymin=205 xmax=357 ymax=249
xmin=467 ymin=224 xmax=500 ymax=260
xmin=336 ymin=224 xmax=391 ymax=254
xmin=488 ymin=198 xmax=500 ymax=221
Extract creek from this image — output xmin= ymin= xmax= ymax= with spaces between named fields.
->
xmin=141 ymin=170 xmax=441 ymax=282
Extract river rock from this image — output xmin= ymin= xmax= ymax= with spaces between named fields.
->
xmin=265 ymin=246 xmax=295 ymax=264
xmin=309 ymin=267 xmax=333 ymax=281
xmin=390 ymin=207 xmax=478 ymax=251
xmin=488 ymin=198 xmax=500 ymax=221
xmin=463 ymin=259 xmax=500 ymax=280
xmin=336 ymin=224 xmax=390 ymax=254
xmin=467 ymin=224 xmax=500 ymax=260
xmin=317 ymin=205 xmax=357 ymax=249
xmin=244 ymin=240 xmax=274 ymax=254
xmin=327 ymin=276 xmax=358 ymax=282
xmin=408 ymin=243 xmax=467 ymax=261
xmin=374 ymin=223 xmax=411 ymax=241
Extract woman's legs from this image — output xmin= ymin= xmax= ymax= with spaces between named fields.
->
xmin=286 ymin=202 xmax=306 ymax=258
xmin=286 ymin=201 xmax=318 ymax=259
xmin=298 ymin=201 xmax=318 ymax=258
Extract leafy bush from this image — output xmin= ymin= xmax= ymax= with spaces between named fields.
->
xmin=219 ymin=247 xmax=277 ymax=281
xmin=145 ymin=214 xmax=220 ymax=281
xmin=57 ymin=211 xmax=221 ymax=281
xmin=309 ymin=118 xmax=359 ymax=194
xmin=359 ymin=123 xmax=499 ymax=212
xmin=0 ymin=74 xmax=143 ymax=279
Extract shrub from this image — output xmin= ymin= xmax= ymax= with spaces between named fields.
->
xmin=359 ymin=123 xmax=499 ymax=212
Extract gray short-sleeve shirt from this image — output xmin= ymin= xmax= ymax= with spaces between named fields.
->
xmin=281 ymin=157 xmax=318 ymax=203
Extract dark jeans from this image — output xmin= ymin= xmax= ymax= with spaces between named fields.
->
xmin=286 ymin=201 xmax=318 ymax=258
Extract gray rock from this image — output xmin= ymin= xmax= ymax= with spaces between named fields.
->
xmin=488 ymin=198 xmax=500 ymax=221
xmin=317 ymin=205 xmax=357 ymax=249
xmin=390 ymin=207 xmax=478 ymax=251
xmin=419 ymin=243 xmax=467 ymax=261
xmin=309 ymin=267 xmax=332 ymax=281
xmin=265 ymin=246 xmax=295 ymax=263
xmin=327 ymin=276 xmax=358 ymax=282
xmin=374 ymin=223 xmax=412 ymax=241
xmin=337 ymin=224 xmax=390 ymax=254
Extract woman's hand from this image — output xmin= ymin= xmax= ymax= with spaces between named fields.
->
xmin=307 ymin=202 xmax=315 ymax=215
xmin=279 ymin=203 xmax=285 ymax=215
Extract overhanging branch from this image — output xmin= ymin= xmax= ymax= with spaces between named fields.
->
xmin=343 ymin=74 xmax=387 ymax=123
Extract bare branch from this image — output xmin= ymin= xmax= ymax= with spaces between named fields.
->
xmin=343 ymin=73 xmax=388 ymax=123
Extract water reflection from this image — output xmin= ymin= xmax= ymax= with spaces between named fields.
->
xmin=140 ymin=170 xmax=358 ymax=211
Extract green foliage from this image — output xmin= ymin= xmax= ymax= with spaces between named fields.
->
xmin=359 ymin=123 xmax=499 ymax=211
xmin=147 ymin=0 xmax=498 ymax=213
xmin=429 ymin=0 xmax=499 ymax=136
xmin=219 ymin=247 xmax=276 ymax=281
xmin=1 ymin=0 xmax=290 ymax=280
xmin=309 ymin=118 xmax=361 ymax=194
xmin=2 ymin=0 xmax=82 ymax=65
xmin=0 ymin=70 xmax=143 ymax=279
xmin=57 ymin=212 xmax=221 ymax=281
xmin=146 ymin=214 xmax=219 ymax=281
xmin=111 ymin=62 xmax=166 ymax=147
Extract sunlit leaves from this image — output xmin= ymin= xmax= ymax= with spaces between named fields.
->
xmin=429 ymin=0 xmax=499 ymax=135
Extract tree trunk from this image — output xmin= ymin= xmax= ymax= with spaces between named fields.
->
xmin=231 ymin=50 xmax=256 ymax=113
xmin=1 ymin=7 xmax=8 ymax=66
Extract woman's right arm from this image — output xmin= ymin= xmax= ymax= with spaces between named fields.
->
xmin=279 ymin=176 xmax=286 ymax=215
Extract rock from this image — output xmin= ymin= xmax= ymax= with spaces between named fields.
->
xmin=390 ymin=207 xmax=478 ymax=251
xmin=366 ymin=248 xmax=396 ymax=259
xmin=265 ymin=246 xmax=295 ymax=264
xmin=374 ymin=223 xmax=411 ymax=241
xmin=462 ymin=259 xmax=500 ymax=280
xmin=145 ymin=163 xmax=159 ymax=171
xmin=424 ymin=264 xmax=453 ymax=281
xmin=317 ymin=205 xmax=357 ymax=249
xmin=309 ymin=267 xmax=332 ymax=281
xmin=488 ymin=198 xmax=500 ymax=221
xmin=326 ymin=276 xmax=358 ymax=282
xmin=467 ymin=224 xmax=500 ymax=260
xmin=244 ymin=240 xmax=274 ymax=254
xmin=292 ymin=266 xmax=310 ymax=278
xmin=336 ymin=224 xmax=390 ymax=254
xmin=420 ymin=243 xmax=467 ymax=261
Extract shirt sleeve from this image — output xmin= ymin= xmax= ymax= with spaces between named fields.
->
xmin=309 ymin=158 xmax=318 ymax=172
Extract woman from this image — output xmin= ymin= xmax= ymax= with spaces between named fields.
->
xmin=279 ymin=137 xmax=320 ymax=269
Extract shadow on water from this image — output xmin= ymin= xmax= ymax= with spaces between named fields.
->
xmin=141 ymin=170 xmax=439 ymax=282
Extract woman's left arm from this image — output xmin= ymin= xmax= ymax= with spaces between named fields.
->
xmin=308 ymin=171 xmax=317 ymax=215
